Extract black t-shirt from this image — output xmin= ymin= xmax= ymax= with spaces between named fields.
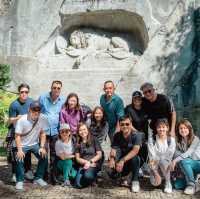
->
xmin=111 ymin=131 xmax=142 ymax=156
xmin=75 ymin=136 xmax=102 ymax=160
xmin=125 ymin=104 xmax=148 ymax=139
xmin=142 ymin=94 xmax=174 ymax=132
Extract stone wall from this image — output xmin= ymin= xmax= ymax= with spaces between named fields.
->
xmin=0 ymin=0 xmax=197 ymax=108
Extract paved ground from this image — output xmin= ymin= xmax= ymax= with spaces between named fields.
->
xmin=0 ymin=156 xmax=199 ymax=199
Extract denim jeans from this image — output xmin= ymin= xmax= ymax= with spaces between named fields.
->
xmin=179 ymin=158 xmax=200 ymax=186
xmin=15 ymin=144 xmax=47 ymax=182
xmin=75 ymin=167 xmax=100 ymax=188
xmin=107 ymin=148 xmax=140 ymax=182
xmin=46 ymin=135 xmax=58 ymax=182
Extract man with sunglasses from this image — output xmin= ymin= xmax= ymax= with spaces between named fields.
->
xmin=39 ymin=80 xmax=65 ymax=184
xmin=14 ymin=101 xmax=48 ymax=190
xmin=8 ymin=83 xmax=33 ymax=183
xmin=140 ymin=82 xmax=176 ymax=137
xmin=107 ymin=115 xmax=142 ymax=193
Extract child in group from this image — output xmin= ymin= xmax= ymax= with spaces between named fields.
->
xmin=55 ymin=123 xmax=77 ymax=187
xmin=171 ymin=119 xmax=200 ymax=195
xmin=75 ymin=123 xmax=103 ymax=188
xmin=88 ymin=106 xmax=109 ymax=146
xmin=148 ymin=118 xmax=176 ymax=193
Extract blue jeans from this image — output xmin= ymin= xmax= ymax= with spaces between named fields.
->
xmin=15 ymin=144 xmax=48 ymax=182
xmin=179 ymin=158 xmax=200 ymax=186
xmin=75 ymin=167 xmax=99 ymax=188
xmin=107 ymin=148 xmax=140 ymax=181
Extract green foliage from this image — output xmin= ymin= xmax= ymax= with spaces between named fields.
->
xmin=0 ymin=64 xmax=11 ymax=88
xmin=0 ymin=90 xmax=17 ymax=139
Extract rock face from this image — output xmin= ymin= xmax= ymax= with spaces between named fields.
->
xmin=0 ymin=0 xmax=198 ymax=108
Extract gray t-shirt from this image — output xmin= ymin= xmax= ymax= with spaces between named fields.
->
xmin=55 ymin=139 xmax=74 ymax=157
xmin=15 ymin=114 xmax=48 ymax=147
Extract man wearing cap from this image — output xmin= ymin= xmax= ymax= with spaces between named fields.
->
xmin=14 ymin=101 xmax=48 ymax=190
xmin=7 ymin=83 xmax=33 ymax=182
xmin=100 ymin=80 xmax=124 ymax=142
xmin=39 ymin=80 xmax=65 ymax=184
xmin=140 ymin=82 xmax=176 ymax=137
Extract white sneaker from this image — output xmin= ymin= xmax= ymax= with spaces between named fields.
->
xmin=184 ymin=185 xmax=195 ymax=195
xmin=16 ymin=181 xmax=23 ymax=190
xmin=33 ymin=178 xmax=48 ymax=187
xmin=11 ymin=174 xmax=16 ymax=183
xmin=164 ymin=181 xmax=173 ymax=194
xmin=25 ymin=170 xmax=34 ymax=180
xmin=195 ymin=174 xmax=200 ymax=192
xmin=131 ymin=181 xmax=140 ymax=193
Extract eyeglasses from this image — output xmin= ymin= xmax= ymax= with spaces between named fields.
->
xmin=143 ymin=89 xmax=153 ymax=95
xmin=60 ymin=130 xmax=70 ymax=134
xmin=52 ymin=87 xmax=61 ymax=90
xmin=120 ymin=123 xmax=130 ymax=127
xmin=20 ymin=91 xmax=29 ymax=94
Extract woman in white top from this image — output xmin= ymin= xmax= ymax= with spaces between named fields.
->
xmin=148 ymin=118 xmax=176 ymax=193
xmin=55 ymin=123 xmax=77 ymax=187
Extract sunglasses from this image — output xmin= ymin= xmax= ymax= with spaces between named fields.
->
xmin=60 ymin=130 xmax=70 ymax=134
xmin=143 ymin=89 xmax=153 ymax=95
xmin=120 ymin=122 xmax=130 ymax=127
xmin=20 ymin=91 xmax=29 ymax=94
xmin=52 ymin=87 xmax=61 ymax=90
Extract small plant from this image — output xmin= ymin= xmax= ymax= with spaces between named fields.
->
xmin=0 ymin=64 xmax=11 ymax=89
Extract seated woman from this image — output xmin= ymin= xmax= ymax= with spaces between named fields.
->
xmin=88 ymin=106 xmax=109 ymax=146
xmin=75 ymin=123 xmax=103 ymax=188
xmin=55 ymin=123 xmax=77 ymax=187
xmin=148 ymin=118 xmax=175 ymax=194
xmin=60 ymin=93 xmax=90 ymax=135
xmin=171 ymin=119 xmax=200 ymax=195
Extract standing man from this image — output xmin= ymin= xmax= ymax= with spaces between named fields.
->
xmin=100 ymin=80 xmax=124 ymax=142
xmin=107 ymin=115 xmax=142 ymax=193
xmin=39 ymin=80 xmax=65 ymax=184
xmin=14 ymin=101 xmax=48 ymax=190
xmin=140 ymin=82 xmax=176 ymax=137
xmin=8 ymin=83 xmax=33 ymax=182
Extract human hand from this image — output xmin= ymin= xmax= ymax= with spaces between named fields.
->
xmin=39 ymin=147 xmax=47 ymax=158
xmin=170 ymin=160 xmax=176 ymax=171
xmin=116 ymin=160 xmax=124 ymax=173
xmin=83 ymin=161 xmax=91 ymax=170
xmin=108 ymin=158 xmax=115 ymax=169
xmin=16 ymin=149 xmax=25 ymax=161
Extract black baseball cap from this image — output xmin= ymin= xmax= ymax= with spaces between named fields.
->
xmin=30 ymin=100 xmax=41 ymax=111
xmin=132 ymin=91 xmax=142 ymax=98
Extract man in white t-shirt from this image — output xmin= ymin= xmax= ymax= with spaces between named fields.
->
xmin=15 ymin=101 xmax=48 ymax=190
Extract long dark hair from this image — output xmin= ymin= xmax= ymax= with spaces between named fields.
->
xmin=77 ymin=122 xmax=92 ymax=147
xmin=64 ymin=93 xmax=80 ymax=111
xmin=176 ymin=119 xmax=195 ymax=147
xmin=91 ymin=106 xmax=106 ymax=127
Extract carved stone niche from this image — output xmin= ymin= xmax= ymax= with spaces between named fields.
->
xmin=38 ymin=7 xmax=149 ymax=70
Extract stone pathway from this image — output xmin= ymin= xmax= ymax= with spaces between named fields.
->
xmin=0 ymin=157 xmax=199 ymax=199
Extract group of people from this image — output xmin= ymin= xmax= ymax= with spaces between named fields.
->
xmin=5 ymin=80 xmax=200 ymax=195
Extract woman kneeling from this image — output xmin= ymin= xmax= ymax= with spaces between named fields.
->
xmin=75 ymin=123 xmax=103 ymax=188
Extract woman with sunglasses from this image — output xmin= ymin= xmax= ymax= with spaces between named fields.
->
xmin=148 ymin=118 xmax=176 ymax=193
xmin=74 ymin=123 xmax=102 ymax=188
xmin=55 ymin=123 xmax=77 ymax=187
xmin=60 ymin=93 xmax=88 ymax=136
